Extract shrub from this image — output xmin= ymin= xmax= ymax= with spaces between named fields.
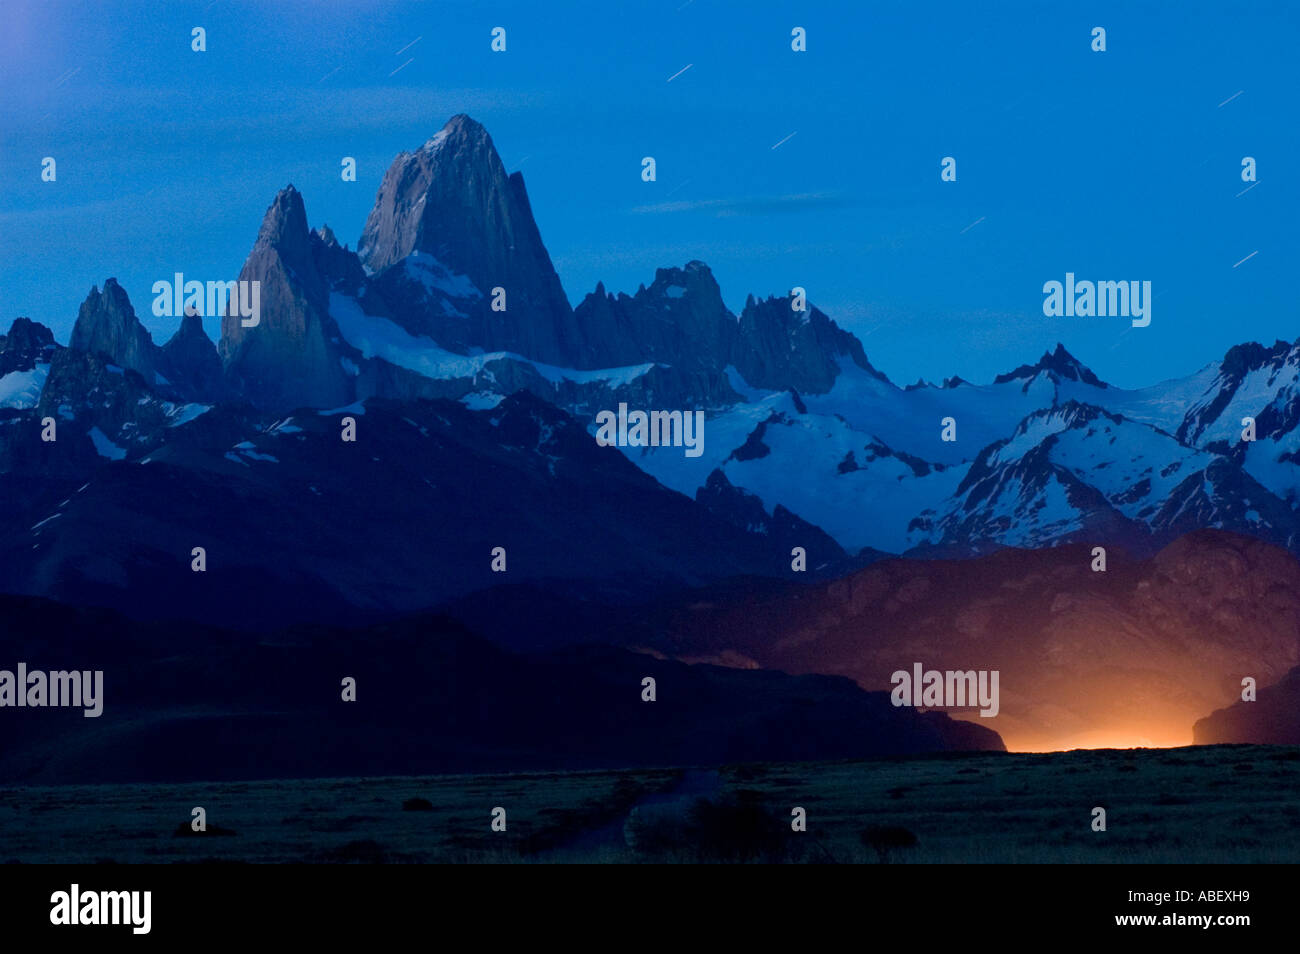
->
xmin=860 ymin=825 xmax=918 ymax=862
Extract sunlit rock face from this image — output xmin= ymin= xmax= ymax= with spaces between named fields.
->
xmin=587 ymin=529 xmax=1300 ymax=751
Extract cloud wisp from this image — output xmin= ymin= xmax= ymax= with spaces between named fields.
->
xmin=630 ymin=192 xmax=848 ymax=217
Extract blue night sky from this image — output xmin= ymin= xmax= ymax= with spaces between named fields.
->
xmin=0 ymin=0 xmax=1295 ymax=389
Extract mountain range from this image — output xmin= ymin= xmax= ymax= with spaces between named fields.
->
xmin=1 ymin=113 xmax=1298 ymax=647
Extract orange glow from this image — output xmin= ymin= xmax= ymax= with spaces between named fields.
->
xmin=949 ymin=712 xmax=1196 ymax=753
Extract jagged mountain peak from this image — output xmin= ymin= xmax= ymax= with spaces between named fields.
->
xmin=570 ymin=260 xmax=738 ymax=371
xmin=2 ymin=316 xmax=55 ymax=351
xmin=356 ymin=115 xmax=579 ymax=366
xmin=70 ymin=278 xmax=161 ymax=381
xmin=357 ymin=115 xmax=512 ymax=275
xmin=218 ymin=185 xmax=351 ymax=410
xmin=86 ymin=276 xmax=130 ymax=309
xmin=162 ymin=312 xmax=223 ymax=402
xmin=994 ymin=342 xmax=1106 ymax=388
xmin=419 ymin=112 xmax=491 ymax=154
xmin=0 ymin=316 xmax=56 ymax=380
xmin=1219 ymin=339 xmax=1294 ymax=377
xmin=1175 ymin=338 xmax=1300 ymax=448
xmin=745 ymin=290 xmax=802 ymax=313
xmin=260 ymin=184 xmax=305 ymax=232
xmin=166 ymin=311 xmax=211 ymax=345
xmin=642 ymin=260 xmax=727 ymax=306
xmin=733 ymin=293 xmax=890 ymax=394
xmin=255 ymin=185 xmax=314 ymax=266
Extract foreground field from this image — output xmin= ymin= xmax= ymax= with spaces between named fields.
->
xmin=2 ymin=744 xmax=1297 ymax=863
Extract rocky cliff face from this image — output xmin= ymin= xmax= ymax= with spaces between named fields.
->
xmin=66 ymin=278 xmax=253 ymax=405
xmin=69 ymin=279 xmax=163 ymax=384
xmin=732 ymin=294 xmax=886 ymax=395
xmin=572 ymin=261 xmax=738 ymax=370
xmin=358 ymin=114 xmax=581 ymax=366
xmin=218 ymin=186 xmax=356 ymax=409
xmin=570 ymin=263 xmax=890 ymax=395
